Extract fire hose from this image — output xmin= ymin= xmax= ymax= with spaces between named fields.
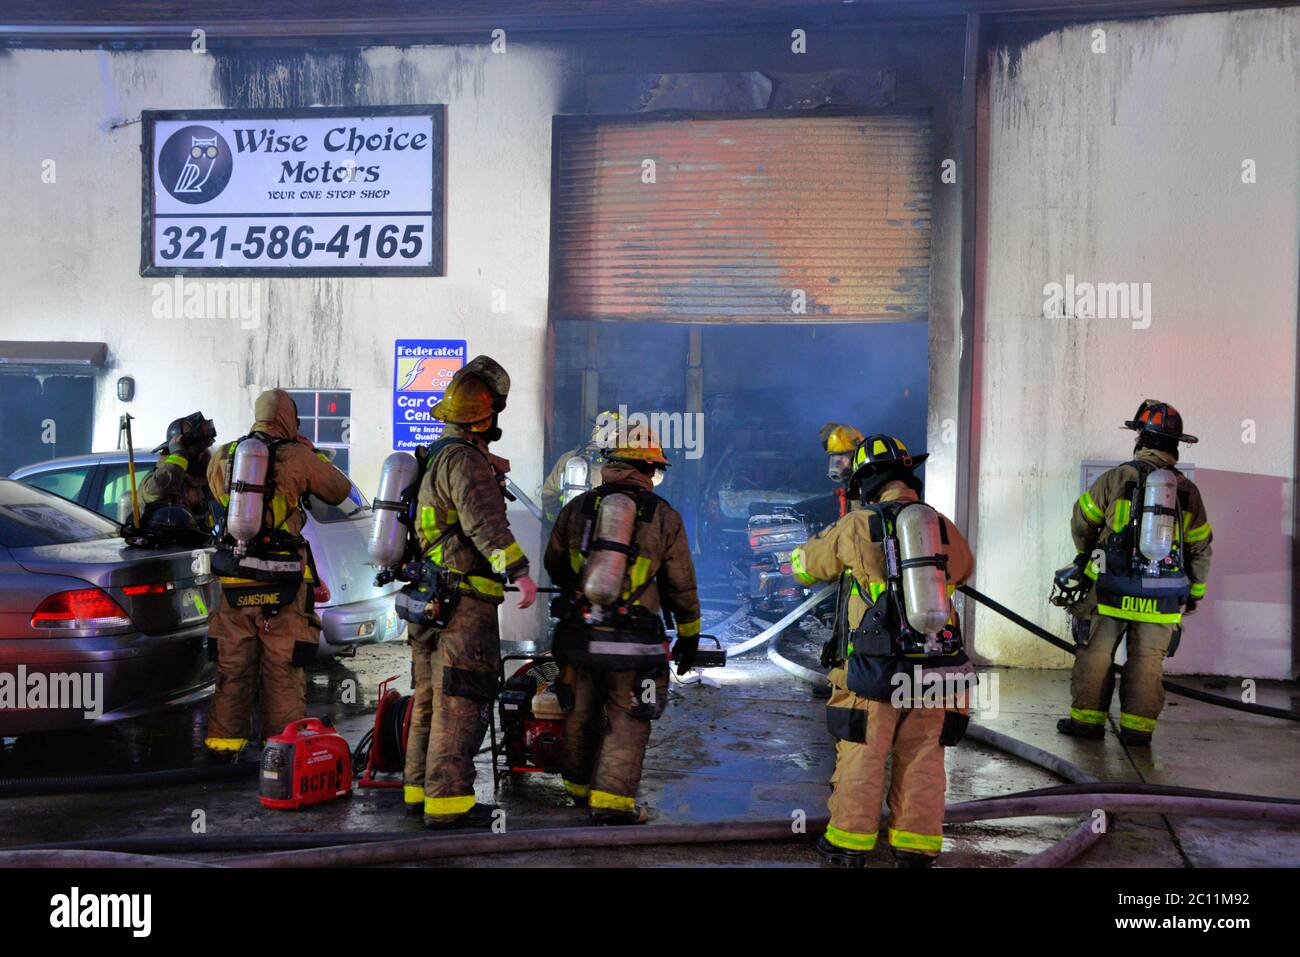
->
xmin=957 ymin=584 xmax=1300 ymax=722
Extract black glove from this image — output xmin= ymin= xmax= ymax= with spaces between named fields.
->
xmin=1184 ymin=597 xmax=1200 ymax=615
xmin=672 ymin=635 xmax=700 ymax=676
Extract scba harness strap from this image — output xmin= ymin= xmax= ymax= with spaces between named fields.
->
xmin=845 ymin=502 xmax=969 ymax=700
xmin=213 ymin=433 xmax=307 ymax=591
xmin=393 ymin=436 xmax=509 ymax=628
xmin=1094 ymin=459 xmax=1191 ymax=622
xmin=552 ymin=483 xmax=671 ymax=673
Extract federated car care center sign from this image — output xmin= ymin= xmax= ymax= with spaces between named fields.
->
xmin=141 ymin=106 xmax=444 ymax=276
xmin=393 ymin=340 xmax=466 ymax=451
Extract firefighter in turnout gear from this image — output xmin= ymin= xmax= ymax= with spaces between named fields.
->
xmin=203 ymin=390 xmax=351 ymax=754
xmin=402 ymin=356 xmax=538 ymax=828
xmin=792 ymin=434 xmax=975 ymax=868
xmin=542 ymin=410 xmax=620 ymax=522
xmin=1057 ymin=400 xmax=1212 ymax=746
xmin=815 ymin=423 xmax=865 ymax=700
xmin=139 ymin=411 xmax=218 ymax=530
xmin=544 ymin=426 xmax=701 ymax=825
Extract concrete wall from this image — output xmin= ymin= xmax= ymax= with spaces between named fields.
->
xmin=976 ymin=9 xmax=1300 ymax=677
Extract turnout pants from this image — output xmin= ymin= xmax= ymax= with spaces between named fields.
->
xmin=559 ymin=664 xmax=668 ymax=814
xmin=205 ymin=583 xmax=314 ymax=751
xmin=403 ymin=596 xmax=500 ymax=822
xmin=824 ymin=666 xmax=950 ymax=858
xmin=1069 ymin=615 xmax=1174 ymax=736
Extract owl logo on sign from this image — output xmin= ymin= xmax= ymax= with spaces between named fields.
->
xmin=175 ymin=136 xmax=220 ymax=194
xmin=157 ymin=125 xmax=233 ymax=205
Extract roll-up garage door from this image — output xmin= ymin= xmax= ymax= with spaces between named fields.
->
xmin=550 ymin=112 xmax=932 ymax=324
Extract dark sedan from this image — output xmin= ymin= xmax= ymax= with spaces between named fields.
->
xmin=0 ymin=479 xmax=218 ymax=736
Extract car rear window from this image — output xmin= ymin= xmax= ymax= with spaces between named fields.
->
xmin=305 ymin=484 xmax=369 ymax=523
xmin=0 ymin=480 xmax=119 ymax=547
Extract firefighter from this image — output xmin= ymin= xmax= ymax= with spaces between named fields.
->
xmin=792 ymin=434 xmax=975 ymax=868
xmin=1057 ymin=400 xmax=1212 ymax=745
xmin=139 ymin=411 xmax=218 ymax=530
xmin=203 ymin=390 xmax=352 ymax=755
xmin=541 ymin=410 xmax=620 ymax=522
xmin=820 ymin=422 xmax=864 ymax=518
xmin=544 ymin=426 xmax=701 ymax=825
xmin=813 ymin=423 xmax=864 ymax=700
xmin=402 ymin=356 xmax=538 ymax=829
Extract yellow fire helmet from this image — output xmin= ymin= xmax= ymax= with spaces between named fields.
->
xmin=819 ymin=422 xmax=864 ymax=454
xmin=590 ymin=409 xmax=620 ymax=447
xmin=461 ymin=355 xmax=511 ymax=411
xmin=431 ymin=370 xmax=497 ymax=431
xmin=606 ymin=422 xmax=670 ymax=469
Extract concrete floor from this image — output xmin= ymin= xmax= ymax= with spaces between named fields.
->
xmin=1 ymin=599 xmax=1297 ymax=867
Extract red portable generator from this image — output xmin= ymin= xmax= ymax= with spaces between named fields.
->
xmin=493 ymin=654 xmax=567 ymax=786
xmin=259 ymin=717 xmax=353 ymax=810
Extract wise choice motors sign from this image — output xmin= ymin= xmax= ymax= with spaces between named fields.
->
xmin=141 ymin=106 xmax=444 ymax=276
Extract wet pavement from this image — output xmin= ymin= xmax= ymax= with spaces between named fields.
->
xmin=1 ymin=597 xmax=1298 ymax=868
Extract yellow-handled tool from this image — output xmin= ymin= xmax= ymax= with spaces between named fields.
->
xmin=119 ymin=413 xmax=141 ymax=527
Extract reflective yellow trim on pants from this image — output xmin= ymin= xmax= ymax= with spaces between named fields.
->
xmin=424 ymin=794 xmax=476 ymax=816
xmin=564 ymin=779 xmax=591 ymax=799
xmin=1098 ymin=602 xmax=1181 ymax=624
xmin=825 ymin=826 xmax=877 ymax=851
xmin=403 ymin=785 xmax=425 ymax=805
xmin=1184 ymin=521 xmax=1212 ymax=543
xmin=676 ymin=618 xmax=701 ymax=638
xmin=1189 ymin=581 xmax=1207 ymax=598
xmin=589 ymin=789 xmax=636 ymax=813
xmin=1120 ymin=712 xmax=1157 ymax=733
xmin=790 ymin=548 xmax=817 ymax=586
xmin=1078 ymin=492 xmax=1104 ymax=525
xmin=1070 ymin=707 xmax=1107 ymax=726
xmin=888 ymin=828 xmax=943 ymax=853
xmin=204 ymin=736 xmax=248 ymax=753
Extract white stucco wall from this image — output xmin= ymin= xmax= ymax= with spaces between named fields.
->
xmin=977 ymin=9 xmax=1300 ymax=676
xmin=0 ymin=44 xmax=577 ymax=640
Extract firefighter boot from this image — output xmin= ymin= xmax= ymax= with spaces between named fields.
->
xmin=1118 ymin=727 xmax=1153 ymax=747
xmin=816 ymin=834 xmax=867 ymax=868
xmin=893 ymin=850 xmax=936 ymax=869
xmin=424 ymin=802 xmax=501 ymax=830
xmin=590 ymin=804 xmax=649 ymax=826
xmin=1056 ymin=717 xmax=1105 ymax=740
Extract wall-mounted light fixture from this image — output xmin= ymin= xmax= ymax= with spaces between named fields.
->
xmin=117 ymin=376 xmax=135 ymax=402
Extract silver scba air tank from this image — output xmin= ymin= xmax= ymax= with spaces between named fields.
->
xmin=582 ymin=492 xmax=637 ymax=607
xmin=369 ymin=451 xmax=420 ymax=569
xmin=894 ymin=503 xmax=952 ymax=637
xmin=1139 ymin=469 xmax=1179 ymax=562
xmin=225 ymin=437 xmax=270 ymax=549
xmin=561 ymin=455 xmax=592 ymax=508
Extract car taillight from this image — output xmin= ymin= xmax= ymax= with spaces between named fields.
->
xmin=122 ymin=582 xmax=168 ymax=596
xmin=31 ymin=588 xmax=132 ymax=631
xmin=313 ymin=582 xmax=331 ymax=603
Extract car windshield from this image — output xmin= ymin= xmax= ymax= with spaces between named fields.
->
xmin=725 ymin=454 xmax=825 ymax=494
xmin=305 ymin=484 xmax=370 ymax=523
xmin=0 ymin=480 xmax=119 ymax=547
